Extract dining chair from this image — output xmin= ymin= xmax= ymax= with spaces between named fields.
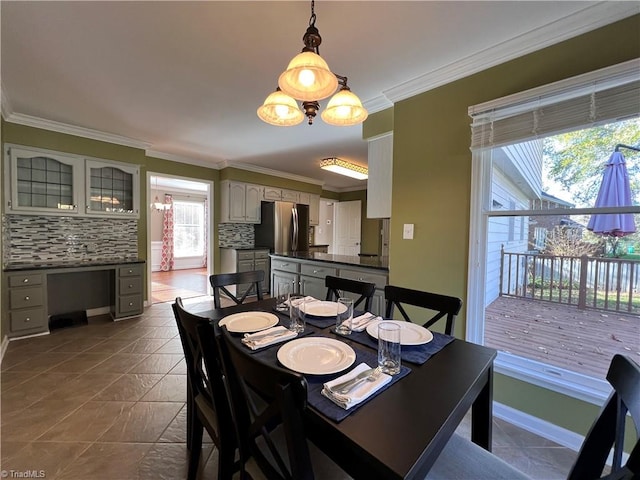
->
xmin=384 ymin=284 xmax=462 ymax=335
xmin=426 ymin=353 xmax=640 ymax=480
xmin=216 ymin=326 xmax=352 ymax=480
xmin=209 ymin=270 xmax=265 ymax=309
xmin=172 ymin=297 xmax=240 ymax=480
xmin=325 ymin=275 xmax=376 ymax=311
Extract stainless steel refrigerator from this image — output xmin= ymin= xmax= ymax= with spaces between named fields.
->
xmin=255 ymin=201 xmax=309 ymax=253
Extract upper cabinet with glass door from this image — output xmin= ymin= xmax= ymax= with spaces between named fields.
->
xmin=85 ymin=160 xmax=139 ymax=217
xmin=4 ymin=145 xmax=140 ymax=218
xmin=6 ymin=146 xmax=84 ymax=214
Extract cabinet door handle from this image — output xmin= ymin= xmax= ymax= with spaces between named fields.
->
xmin=24 ymin=296 xmax=30 ymax=301
xmin=281 ymin=263 xmax=289 ymax=267
xmin=129 ymin=302 xmax=134 ymax=306
xmin=25 ymin=317 xmax=31 ymax=322
xmin=128 ymin=269 xmax=133 ymax=274
xmin=23 ymin=278 xmax=29 ymax=283
xmin=128 ymin=284 xmax=134 ymax=288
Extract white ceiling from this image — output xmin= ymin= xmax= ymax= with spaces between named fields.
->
xmin=1 ymin=1 xmax=637 ymax=191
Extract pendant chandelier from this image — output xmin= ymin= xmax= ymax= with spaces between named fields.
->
xmin=257 ymin=0 xmax=368 ymax=127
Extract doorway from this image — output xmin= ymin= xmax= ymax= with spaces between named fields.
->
xmin=147 ymin=173 xmax=213 ymax=304
xmin=333 ymin=200 xmax=362 ymax=255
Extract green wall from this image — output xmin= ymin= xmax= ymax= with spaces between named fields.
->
xmin=372 ymin=14 xmax=640 ymax=439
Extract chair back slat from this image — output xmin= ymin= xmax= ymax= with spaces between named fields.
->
xmin=218 ymin=327 xmax=314 ymax=480
xmin=384 ymin=285 xmax=462 ymax=335
xmin=568 ymin=354 xmax=640 ymax=480
xmin=325 ymin=275 xmax=376 ymax=311
xmin=210 ymin=270 xmax=265 ymax=309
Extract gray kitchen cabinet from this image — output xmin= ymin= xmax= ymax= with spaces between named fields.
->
xmin=220 ymin=181 xmax=263 ymax=223
xmin=299 ymin=262 xmax=336 ymax=300
xmin=339 ymin=267 xmax=387 ymax=315
xmin=113 ymin=264 xmax=144 ymax=319
xmin=4 ymin=271 xmax=48 ymax=335
xmin=220 ymin=248 xmax=270 ymax=295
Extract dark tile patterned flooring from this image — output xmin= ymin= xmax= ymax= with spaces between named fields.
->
xmin=1 ymin=296 xmax=578 ymax=479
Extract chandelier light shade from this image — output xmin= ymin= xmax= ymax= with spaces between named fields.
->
xmin=319 ymin=157 xmax=368 ymax=180
xmin=321 ymin=86 xmax=369 ymax=126
xmin=278 ymin=51 xmax=338 ymax=101
xmin=258 ymin=0 xmax=367 ymax=127
xmin=257 ymin=88 xmax=304 ymax=126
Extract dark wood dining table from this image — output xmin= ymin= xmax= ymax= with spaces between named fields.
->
xmin=195 ymin=297 xmax=497 ymax=480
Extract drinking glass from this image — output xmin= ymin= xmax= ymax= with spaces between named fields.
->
xmin=335 ymin=297 xmax=354 ymax=336
xmin=288 ymin=293 xmax=306 ymax=333
xmin=378 ymin=322 xmax=401 ymax=375
xmin=274 ymin=281 xmax=293 ymax=312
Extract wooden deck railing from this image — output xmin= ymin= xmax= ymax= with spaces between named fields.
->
xmin=499 ymin=246 xmax=640 ymax=315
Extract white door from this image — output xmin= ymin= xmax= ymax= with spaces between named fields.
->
xmin=333 ymin=200 xmax=361 ymax=255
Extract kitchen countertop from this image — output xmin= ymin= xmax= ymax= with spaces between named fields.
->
xmin=219 ymin=246 xmax=270 ymax=250
xmin=3 ymin=258 xmax=145 ymax=272
xmin=270 ymin=252 xmax=388 ymax=271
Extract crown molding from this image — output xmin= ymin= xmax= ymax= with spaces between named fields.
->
xmin=3 ymin=112 xmax=152 ymax=150
xmin=383 ymin=2 xmax=639 ymax=104
xmin=363 ymin=94 xmax=394 ymax=115
xmin=145 ymin=149 xmax=222 ymax=170
xmin=219 ymin=160 xmax=325 ymax=186
xmin=1 ymin=82 xmax=14 ymax=120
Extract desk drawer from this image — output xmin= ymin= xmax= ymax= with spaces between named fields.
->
xmin=339 ymin=269 xmax=388 ymax=289
xmin=300 ymin=263 xmax=337 ymax=279
xmin=238 ymin=251 xmax=255 ymax=261
xmin=119 ymin=276 xmax=142 ymax=294
xmin=118 ymin=295 xmax=143 ymax=314
xmin=254 ymin=250 xmax=270 ymax=259
xmin=10 ymin=308 xmax=46 ymax=332
xmin=10 ymin=287 xmax=44 ymax=309
xmin=272 ymin=260 xmax=299 ymax=274
xmin=8 ymin=274 xmax=43 ymax=288
xmin=119 ymin=265 xmax=143 ymax=277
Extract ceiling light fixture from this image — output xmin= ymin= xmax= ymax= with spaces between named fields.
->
xmin=257 ymin=0 xmax=368 ymax=127
xmin=319 ymin=157 xmax=368 ymax=180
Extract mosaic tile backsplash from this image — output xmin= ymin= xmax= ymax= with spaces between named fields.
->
xmin=218 ymin=223 xmax=255 ymax=248
xmin=3 ymin=215 xmax=139 ymax=267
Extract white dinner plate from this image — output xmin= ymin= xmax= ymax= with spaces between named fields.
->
xmin=366 ymin=320 xmax=433 ymax=346
xmin=299 ymin=300 xmax=347 ymax=317
xmin=277 ymin=337 xmax=356 ymax=375
xmin=218 ymin=311 xmax=279 ymax=333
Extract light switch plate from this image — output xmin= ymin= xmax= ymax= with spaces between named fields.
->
xmin=403 ymin=224 xmax=414 ymax=240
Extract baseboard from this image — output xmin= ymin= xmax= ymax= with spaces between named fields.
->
xmin=0 ymin=335 xmax=9 ymax=365
xmin=86 ymin=307 xmax=111 ymax=317
xmin=494 ymin=401 xmax=628 ymax=466
xmin=494 ymin=401 xmax=583 ymax=451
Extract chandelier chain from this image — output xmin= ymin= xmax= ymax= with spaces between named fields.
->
xmin=309 ymin=0 xmax=316 ymax=26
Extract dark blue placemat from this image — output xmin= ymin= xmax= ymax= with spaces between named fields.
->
xmin=305 ymin=348 xmax=411 ymax=423
xmin=347 ymin=328 xmax=455 ymax=365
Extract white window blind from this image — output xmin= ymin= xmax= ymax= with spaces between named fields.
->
xmin=469 ymin=59 xmax=640 ymax=150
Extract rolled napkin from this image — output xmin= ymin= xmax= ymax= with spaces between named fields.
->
xmin=241 ymin=326 xmax=297 ymax=351
xmin=284 ymin=296 xmax=317 ymax=307
xmin=351 ymin=313 xmax=381 ymax=332
xmin=321 ymin=363 xmax=392 ymax=410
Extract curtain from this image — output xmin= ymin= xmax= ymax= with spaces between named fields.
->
xmin=160 ymin=194 xmax=174 ymax=272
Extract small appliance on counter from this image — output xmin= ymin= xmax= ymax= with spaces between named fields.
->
xmin=255 ymin=201 xmax=310 ymax=253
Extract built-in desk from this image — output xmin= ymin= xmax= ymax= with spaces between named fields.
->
xmin=3 ymin=259 xmax=145 ymax=338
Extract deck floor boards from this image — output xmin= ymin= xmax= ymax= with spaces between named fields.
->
xmin=485 ymin=296 xmax=640 ymax=379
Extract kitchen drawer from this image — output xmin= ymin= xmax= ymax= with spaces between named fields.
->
xmin=339 ymin=268 xmax=388 ymax=289
xmin=118 ymin=294 xmax=143 ymax=315
xmin=119 ymin=265 xmax=143 ymax=277
xmin=272 ymin=259 xmax=299 ymax=274
xmin=254 ymin=250 xmax=270 ymax=259
xmin=8 ymin=273 xmax=43 ymax=287
xmin=10 ymin=308 xmax=46 ymax=332
xmin=10 ymin=287 xmax=45 ymax=309
xmin=119 ymin=276 xmax=143 ymax=294
xmin=300 ymin=263 xmax=337 ymax=279
xmin=238 ymin=251 xmax=255 ymax=261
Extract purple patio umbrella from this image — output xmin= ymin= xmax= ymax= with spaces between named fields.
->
xmin=587 ymin=149 xmax=636 ymax=238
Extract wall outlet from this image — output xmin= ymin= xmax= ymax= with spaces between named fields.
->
xmin=403 ymin=224 xmax=414 ymax=240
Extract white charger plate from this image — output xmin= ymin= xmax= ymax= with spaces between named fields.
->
xmin=219 ymin=311 xmax=279 ymax=333
xmin=366 ymin=320 xmax=433 ymax=346
xmin=277 ymin=337 xmax=356 ymax=375
xmin=299 ymin=301 xmax=347 ymax=317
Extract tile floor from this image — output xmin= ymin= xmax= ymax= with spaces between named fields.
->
xmin=1 ymin=296 xmax=579 ymax=479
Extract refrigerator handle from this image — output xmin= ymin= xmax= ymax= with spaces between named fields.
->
xmin=292 ymin=206 xmax=298 ymax=251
